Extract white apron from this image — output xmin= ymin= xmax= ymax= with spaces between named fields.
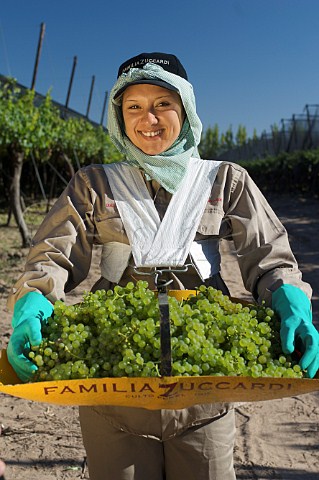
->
xmin=101 ymin=159 xmax=221 ymax=283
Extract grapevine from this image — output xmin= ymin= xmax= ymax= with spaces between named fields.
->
xmin=29 ymin=282 xmax=303 ymax=381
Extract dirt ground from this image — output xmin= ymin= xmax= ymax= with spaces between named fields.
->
xmin=0 ymin=193 xmax=318 ymax=480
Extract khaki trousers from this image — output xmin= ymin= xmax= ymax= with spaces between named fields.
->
xmin=79 ymin=406 xmax=236 ymax=480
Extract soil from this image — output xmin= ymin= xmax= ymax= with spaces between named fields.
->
xmin=0 ymin=193 xmax=318 ymax=480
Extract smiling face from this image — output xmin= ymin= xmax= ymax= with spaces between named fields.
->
xmin=121 ymin=84 xmax=185 ymax=155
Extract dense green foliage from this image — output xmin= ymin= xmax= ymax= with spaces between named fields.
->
xmin=0 ymin=79 xmax=123 ymax=245
xmin=0 ymin=80 xmax=122 ymax=168
xmin=0 ymin=82 xmax=59 ymax=159
xmin=199 ymin=123 xmax=248 ymax=159
xmin=239 ymin=149 xmax=319 ymax=196
xmin=199 ymin=124 xmax=319 ymax=197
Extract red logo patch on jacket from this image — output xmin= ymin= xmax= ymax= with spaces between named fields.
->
xmin=208 ymin=197 xmax=222 ymax=205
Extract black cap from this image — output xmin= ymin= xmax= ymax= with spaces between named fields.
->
xmin=114 ymin=52 xmax=188 ymax=99
xmin=117 ymin=52 xmax=188 ymax=79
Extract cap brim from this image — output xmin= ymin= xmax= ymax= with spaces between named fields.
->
xmin=114 ymin=79 xmax=178 ymax=102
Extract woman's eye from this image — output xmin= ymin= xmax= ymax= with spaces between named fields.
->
xmin=128 ymin=104 xmax=140 ymax=110
xmin=157 ymin=101 xmax=170 ymax=107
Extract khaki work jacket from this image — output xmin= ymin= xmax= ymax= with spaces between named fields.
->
xmin=7 ymin=160 xmax=312 ymax=436
xmin=8 ymin=160 xmax=311 ymax=309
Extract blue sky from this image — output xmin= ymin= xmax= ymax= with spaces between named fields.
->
xmin=1 ymin=0 xmax=319 ymax=138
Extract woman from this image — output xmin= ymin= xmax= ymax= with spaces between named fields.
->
xmin=7 ymin=52 xmax=319 ymax=480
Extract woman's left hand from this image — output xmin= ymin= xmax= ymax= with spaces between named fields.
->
xmin=272 ymin=284 xmax=319 ymax=378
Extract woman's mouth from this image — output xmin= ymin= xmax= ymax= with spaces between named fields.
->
xmin=141 ymin=130 xmax=162 ymax=137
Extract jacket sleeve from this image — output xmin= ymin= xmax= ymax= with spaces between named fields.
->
xmin=7 ymin=168 xmax=96 ymax=310
xmin=219 ymin=163 xmax=312 ymax=306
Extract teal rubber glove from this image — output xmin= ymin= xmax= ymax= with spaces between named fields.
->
xmin=272 ymin=284 xmax=319 ymax=378
xmin=7 ymin=291 xmax=53 ymax=382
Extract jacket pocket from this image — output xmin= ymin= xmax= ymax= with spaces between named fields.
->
xmin=94 ymin=214 xmax=128 ymax=244
xmin=197 ymin=208 xmax=223 ymax=236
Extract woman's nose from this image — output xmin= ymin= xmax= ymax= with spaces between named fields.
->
xmin=143 ymin=109 xmax=158 ymax=125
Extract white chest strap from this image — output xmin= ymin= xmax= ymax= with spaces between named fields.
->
xmin=101 ymin=159 xmax=221 ymax=281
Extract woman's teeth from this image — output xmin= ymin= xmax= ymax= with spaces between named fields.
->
xmin=142 ymin=130 xmax=161 ymax=137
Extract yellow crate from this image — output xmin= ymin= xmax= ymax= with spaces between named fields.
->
xmin=0 ymin=349 xmax=318 ymax=408
xmin=1 ymin=290 xmax=318 ymax=408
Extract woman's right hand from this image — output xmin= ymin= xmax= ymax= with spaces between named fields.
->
xmin=7 ymin=292 xmax=53 ymax=382
xmin=7 ymin=317 xmax=43 ymax=382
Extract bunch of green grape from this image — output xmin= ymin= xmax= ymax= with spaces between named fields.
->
xmin=29 ymin=282 xmax=303 ymax=381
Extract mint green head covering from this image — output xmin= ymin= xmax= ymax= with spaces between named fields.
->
xmin=107 ymin=62 xmax=202 ymax=193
